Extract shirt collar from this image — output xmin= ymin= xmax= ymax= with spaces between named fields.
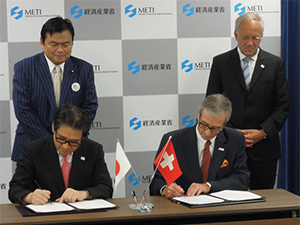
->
xmin=44 ymin=53 xmax=65 ymax=73
xmin=195 ymin=123 xmax=217 ymax=147
xmin=237 ymin=46 xmax=259 ymax=62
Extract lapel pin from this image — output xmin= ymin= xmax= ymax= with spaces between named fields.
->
xmin=80 ymin=156 xmax=85 ymax=161
xmin=218 ymin=147 xmax=224 ymax=151
xmin=71 ymin=82 xmax=80 ymax=92
xmin=260 ymin=64 xmax=265 ymax=68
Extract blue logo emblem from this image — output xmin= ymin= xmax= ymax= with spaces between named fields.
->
xmin=234 ymin=3 xmax=246 ymax=15
xmin=129 ymin=173 xmax=140 ymax=186
xmin=130 ymin=117 xmax=141 ymax=130
xmin=125 ymin=4 xmax=137 ymax=18
xmin=11 ymin=6 xmax=23 ymax=20
xmin=183 ymin=4 xmax=194 ymax=17
xmin=71 ymin=5 xmax=83 ymax=19
xmin=181 ymin=60 xmax=193 ymax=73
xmin=182 ymin=115 xmax=194 ymax=127
xmin=128 ymin=61 xmax=140 ymax=74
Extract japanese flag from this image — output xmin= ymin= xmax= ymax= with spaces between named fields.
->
xmin=115 ymin=141 xmax=131 ymax=192
xmin=154 ymin=140 xmax=182 ymax=185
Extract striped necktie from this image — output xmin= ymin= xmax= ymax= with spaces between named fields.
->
xmin=242 ymin=57 xmax=251 ymax=90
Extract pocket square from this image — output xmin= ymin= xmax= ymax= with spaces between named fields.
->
xmin=220 ymin=159 xmax=229 ymax=168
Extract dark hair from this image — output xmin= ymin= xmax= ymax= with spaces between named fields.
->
xmin=40 ymin=16 xmax=75 ymax=44
xmin=53 ymin=104 xmax=91 ymax=137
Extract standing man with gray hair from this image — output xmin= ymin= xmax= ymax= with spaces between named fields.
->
xmin=150 ymin=94 xmax=250 ymax=199
xmin=206 ymin=12 xmax=290 ymax=189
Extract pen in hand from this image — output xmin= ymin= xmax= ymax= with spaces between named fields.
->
xmin=34 ymin=180 xmax=52 ymax=204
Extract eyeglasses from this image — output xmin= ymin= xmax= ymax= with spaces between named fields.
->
xmin=198 ymin=121 xmax=222 ymax=134
xmin=55 ymin=135 xmax=82 ymax=147
xmin=240 ymin=36 xmax=262 ymax=42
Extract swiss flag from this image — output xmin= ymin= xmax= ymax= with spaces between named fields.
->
xmin=154 ymin=139 xmax=182 ymax=185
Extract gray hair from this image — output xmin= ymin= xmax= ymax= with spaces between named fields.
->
xmin=235 ymin=12 xmax=264 ymax=34
xmin=199 ymin=94 xmax=232 ymax=125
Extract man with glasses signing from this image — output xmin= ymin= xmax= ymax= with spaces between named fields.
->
xmin=206 ymin=12 xmax=289 ymax=190
xmin=150 ymin=94 xmax=250 ymax=198
xmin=9 ymin=104 xmax=112 ymax=205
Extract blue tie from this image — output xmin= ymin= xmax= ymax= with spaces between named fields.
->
xmin=242 ymin=57 xmax=251 ymax=90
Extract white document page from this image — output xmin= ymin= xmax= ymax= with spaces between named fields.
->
xmin=68 ymin=199 xmax=116 ymax=210
xmin=210 ymin=190 xmax=262 ymax=201
xmin=26 ymin=202 xmax=74 ymax=213
xmin=173 ymin=195 xmax=224 ymax=205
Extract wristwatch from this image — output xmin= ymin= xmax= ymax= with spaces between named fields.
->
xmin=205 ymin=182 xmax=211 ymax=192
xmin=263 ymin=130 xmax=267 ymax=139
xmin=84 ymin=190 xmax=92 ymax=200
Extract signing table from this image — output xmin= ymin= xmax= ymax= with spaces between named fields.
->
xmin=0 ymin=189 xmax=299 ymax=225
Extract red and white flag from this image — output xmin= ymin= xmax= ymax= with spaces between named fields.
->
xmin=154 ymin=140 xmax=182 ymax=185
xmin=115 ymin=141 xmax=131 ymax=192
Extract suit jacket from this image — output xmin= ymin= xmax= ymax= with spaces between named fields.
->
xmin=206 ymin=48 xmax=290 ymax=161
xmin=150 ymin=125 xmax=250 ymax=196
xmin=12 ymin=52 xmax=98 ymax=162
xmin=9 ymin=135 xmax=113 ymax=203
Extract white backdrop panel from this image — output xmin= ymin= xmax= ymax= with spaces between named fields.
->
xmin=124 ymin=95 xmax=179 ymax=152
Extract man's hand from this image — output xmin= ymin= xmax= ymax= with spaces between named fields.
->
xmin=162 ymin=183 xmax=184 ymax=199
xmin=236 ymin=129 xmax=265 ymax=148
xmin=56 ymin=188 xmax=89 ymax=203
xmin=186 ymin=183 xmax=210 ymax=197
xmin=22 ymin=189 xmax=51 ymax=205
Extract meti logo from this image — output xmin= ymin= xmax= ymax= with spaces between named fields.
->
xmin=71 ymin=5 xmax=83 ymax=19
xmin=125 ymin=4 xmax=137 ymax=18
xmin=181 ymin=60 xmax=193 ymax=73
xmin=11 ymin=6 xmax=23 ymax=20
xmin=130 ymin=117 xmax=142 ymax=130
xmin=182 ymin=115 xmax=194 ymax=127
xmin=129 ymin=173 xmax=140 ymax=186
xmin=130 ymin=117 xmax=173 ymax=130
xmin=93 ymin=65 xmax=101 ymax=73
xmin=90 ymin=121 xmax=102 ymax=130
xmin=183 ymin=4 xmax=194 ymax=17
xmin=234 ymin=3 xmax=246 ymax=15
xmin=128 ymin=61 xmax=140 ymax=74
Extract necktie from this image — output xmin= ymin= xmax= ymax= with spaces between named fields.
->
xmin=61 ymin=155 xmax=70 ymax=189
xmin=53 ymin=65 xmax=62 ymax=107
xmin=242 ymin=57 xmax=251 ymax=90
xmin=201 ymin=140 xmax=211 ymax=183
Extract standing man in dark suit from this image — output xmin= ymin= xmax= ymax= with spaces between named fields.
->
xmin=11 ymin=16 xmax=98 ymax=162
xmin=150 ymin=94 xmax=250 ymax=198
xmin=206 ymin=12 xmax=289 ymax=189
xmin=9 ymin=104 xmax=112 ymax=205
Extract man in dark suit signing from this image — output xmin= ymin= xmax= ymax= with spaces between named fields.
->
xmin=206 ymin=13 xmax=289 ymax=189
xmin=9 ymin=104 xmax=112 ymax=205
xmin=150 ymin=94 xmax=250 ymax=198
xmin=11 ymin=16 xmax=98 ymax=162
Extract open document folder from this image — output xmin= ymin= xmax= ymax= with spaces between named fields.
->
xmin=17 ymin=199 xmax=116 ymax=216
xmin=172 ymin=190 xmax=265 ymax=208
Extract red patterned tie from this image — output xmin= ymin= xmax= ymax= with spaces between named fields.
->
xmin=61 ymin=155 xmax=70 ymax=188
xmin=201 ymin=140 xmax=211 ymax=183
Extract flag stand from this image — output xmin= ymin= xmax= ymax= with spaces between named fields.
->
xmin=136 ymin=136 xmax=173 ymax=212
xmin=138 ymin=190 xmax=154 ymax=212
